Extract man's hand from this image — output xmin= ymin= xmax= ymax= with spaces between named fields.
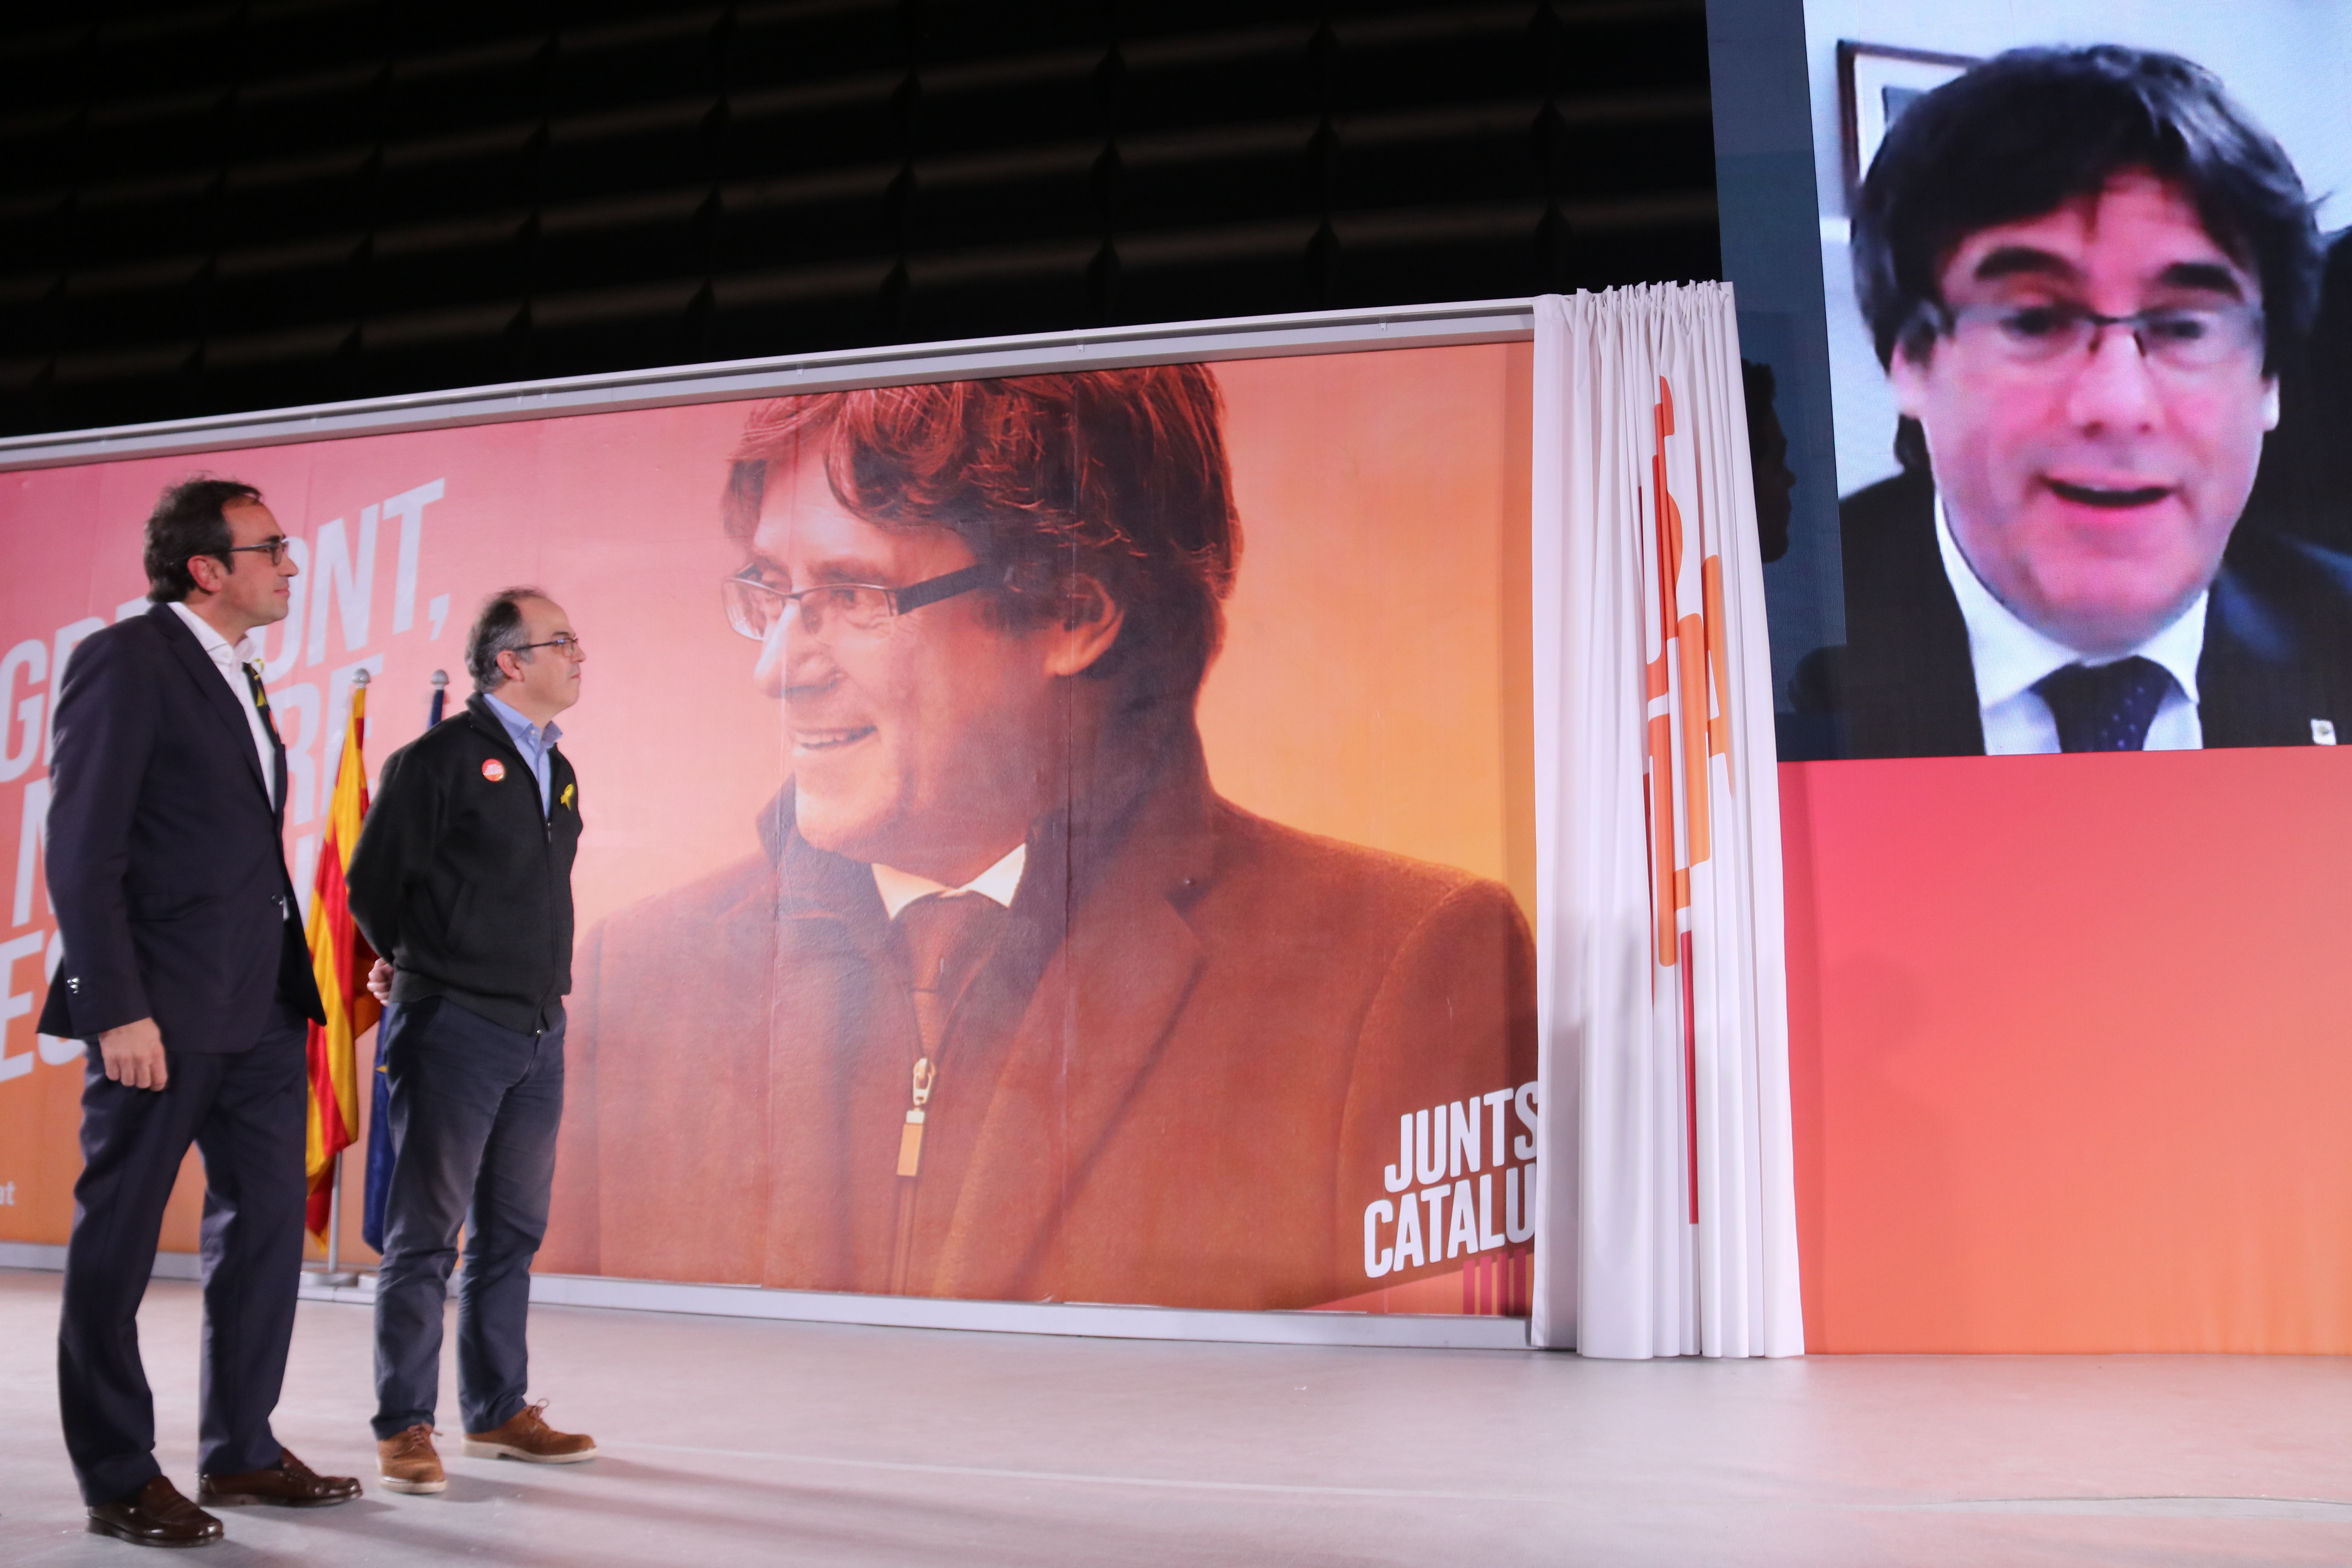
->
xmin=366 ymin=959 xmax=394 ymax=1005
xmin=97 ymin=1018 xmax=168 ymax=1091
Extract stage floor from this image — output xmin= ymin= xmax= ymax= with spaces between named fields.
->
xmin=2 ymin=1269 xmax=2345 ymax=1566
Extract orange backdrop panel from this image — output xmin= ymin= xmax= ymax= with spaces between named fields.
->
xmin=1781 ymin=749 xmax=2352 ymax=1354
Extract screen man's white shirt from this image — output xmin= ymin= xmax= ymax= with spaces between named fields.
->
xmin=1934 ymin=494 xmax=2207 ymax=754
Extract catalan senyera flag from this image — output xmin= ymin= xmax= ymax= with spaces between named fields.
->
xmin=304 ymin=680 xmax=381 ymax=1246
xmin=1639 ymin=373 xmax=1732 ymax=1228
xmin=1533 ymin=286 xmax=1801 ymax=1358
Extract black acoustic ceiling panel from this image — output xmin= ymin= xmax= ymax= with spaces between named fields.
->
xmin=0 ymin=0 xmax=1717 ymax=437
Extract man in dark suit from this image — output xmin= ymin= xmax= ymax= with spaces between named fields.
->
xmin=1832 ymin=46 xmax=2352 ymax=758
xmin=43 ymin=477 xmax=360 ymax=1548
xmin=542 ymin=368 xmax=1538 ymax=1312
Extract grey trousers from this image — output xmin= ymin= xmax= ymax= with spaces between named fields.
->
xmin=370 ymin=995 xmax=564 ymax=1440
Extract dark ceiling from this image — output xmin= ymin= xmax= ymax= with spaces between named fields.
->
xmin=0 ymin=0 xmax=1717 ymax=438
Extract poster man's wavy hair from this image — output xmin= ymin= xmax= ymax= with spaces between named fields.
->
xmin=722 ymin=366 xmax=1242 ymax=714
xmin=1852 ymin=45 xmax=2324 ymax=470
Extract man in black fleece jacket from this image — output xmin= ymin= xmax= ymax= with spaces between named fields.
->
xmin=346 ymin=587 xmax=594 ymax=1496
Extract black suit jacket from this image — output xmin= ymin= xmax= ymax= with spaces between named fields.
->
xmin=1836 ymin=469 xmax=2352 ymax=758
xmin=2243 ymin=228 xmax=2352 ymax=557
xmin=38 ymin=603 xmax=324 ymax=1050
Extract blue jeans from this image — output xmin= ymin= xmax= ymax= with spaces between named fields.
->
xmin=370 ymin=997 xmax=564 ymax=1440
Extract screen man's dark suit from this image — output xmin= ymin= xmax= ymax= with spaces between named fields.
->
xmin=1837 ymin=467 xmax=2352 ymax=758
xmin=40 ymin=602 xmax=325 ymax=1506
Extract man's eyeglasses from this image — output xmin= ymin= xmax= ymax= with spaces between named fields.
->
xmin=721 ymin=562 xmax=997 ymax=644
xmin=515 ymin=634 xmax=585 ymax=660
xmin=206 ymin=536 xmax=292 ymax=569
xmin=1930 ymin=301 xmax=2265 ymax=374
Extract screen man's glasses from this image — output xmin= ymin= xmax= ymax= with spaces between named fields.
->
xmin=721 ymin=562 xmax=997 ymax=644
xmin=1931 ymin=301 xmax=2264 ymax=374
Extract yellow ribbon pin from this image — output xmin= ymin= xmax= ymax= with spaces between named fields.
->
xmin=559 ymin=782 xmax=576 ymax=809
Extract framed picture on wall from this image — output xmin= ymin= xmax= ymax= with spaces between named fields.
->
xmin=1837 ymin=41 xmax=1978 ymax=202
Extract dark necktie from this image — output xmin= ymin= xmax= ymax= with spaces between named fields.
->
xmin=2033 ymin=656 xmax=2176 ymax=752
xmin=240 ymin=660 xmax=284 ymax=749
xmin=892 ymin=892 xmax=1008 ymax=1178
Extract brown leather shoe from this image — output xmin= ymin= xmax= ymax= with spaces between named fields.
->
xmin=197 ymin=1447 xmax=362 ymax=1507
xmin=86 ymin=1476 xmax=224 ymax=1548
xmin=463 ymin=1400 xmax=596 ymax=1463
xmin=376 ymin=1424 xmax=447 ymax=1494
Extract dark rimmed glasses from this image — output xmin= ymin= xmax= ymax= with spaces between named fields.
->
xmin=516 ymin=633 xmax=585 ymax=659
xmin=721 ymin=562 xmax=996 ymax=644
xmin=208 ymin=536 xmax=292 ymax=568
xmin=1926 ymin=300 xmax=2265 ymax=375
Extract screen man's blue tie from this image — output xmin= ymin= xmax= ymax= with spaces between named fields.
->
xmin=2032 ymin=656 xmax=2177 ymax=752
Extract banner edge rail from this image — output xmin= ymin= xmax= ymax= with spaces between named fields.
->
xmin=0 ymin=299 xmax=1539 ymax=471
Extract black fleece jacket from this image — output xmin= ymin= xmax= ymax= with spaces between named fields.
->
xmin=346 ymin=694 xmax=581 ymax=1033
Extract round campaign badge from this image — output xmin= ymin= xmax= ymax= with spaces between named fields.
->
xmin=481 ymin=759 xmax=507 ymax=782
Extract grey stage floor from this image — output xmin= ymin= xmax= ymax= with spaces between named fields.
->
xmin=1 ymin=1269 xmax=2346 ymax=1566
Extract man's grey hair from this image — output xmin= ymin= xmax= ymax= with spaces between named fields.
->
xmin=466 ymin=587 xmax=549 ymax=694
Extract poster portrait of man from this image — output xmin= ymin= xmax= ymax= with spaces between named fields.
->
xmin=543 ymin=362 xmax=1540 ymax=1312
xmin=1828 ymin=44 xmax=2352 ymax=758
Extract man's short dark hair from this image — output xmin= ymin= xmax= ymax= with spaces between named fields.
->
xmin=144 ymin=476 xmax=262 ymax=602
xmin=467 ymin=588 xmax=548 ymax=694
xmin=722 ymin=366 xmax=1240 ymax=716
xmin=1854 ymin=45 xmax=2324 ymax=463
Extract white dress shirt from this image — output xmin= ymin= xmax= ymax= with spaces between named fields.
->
xmin=167 ymin=600 xmax=277 ymax=805
xmin=1935 ymin=497 xmax=2207 ymax=754
xmin=872 ymin=843 xmax=1027 ymax=920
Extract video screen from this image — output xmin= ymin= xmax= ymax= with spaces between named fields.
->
xmin=1755 ymin=1 xmax=2352 ymax=760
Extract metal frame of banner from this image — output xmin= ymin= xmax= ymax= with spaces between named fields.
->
xmin=0 ymin=299 xmax=1537 ymax=472
xmin=0 ymin=300 xmax=1545 ymax=1353
xmin=0 ymin=1243 xmax=1530 ymax=1351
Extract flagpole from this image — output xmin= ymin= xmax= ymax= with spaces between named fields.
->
xmin=307 ymin=666 xmax=371 ymax=1289
xmin=320 ymin=1152 xmax=355 ymax=1286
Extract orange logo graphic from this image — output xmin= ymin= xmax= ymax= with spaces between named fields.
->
xmin=481 ymin=759 xmax=506 ymax=782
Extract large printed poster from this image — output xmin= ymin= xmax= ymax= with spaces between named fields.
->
xmin=0 ymin=343 xmax=1539 ymax=1317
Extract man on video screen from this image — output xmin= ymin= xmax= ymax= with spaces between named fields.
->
xmin=545 ymin=367 xmax=1538 ymax=1311
xmin=1837 ymin=45 xmax=2352 ymax=757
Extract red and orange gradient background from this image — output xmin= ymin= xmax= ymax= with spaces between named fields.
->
xmin=1782 ymin=748 xmax=2352 ymax=1353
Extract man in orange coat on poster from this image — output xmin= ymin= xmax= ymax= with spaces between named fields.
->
xmin=546 ymin=368 xmax=1538 ymax=1312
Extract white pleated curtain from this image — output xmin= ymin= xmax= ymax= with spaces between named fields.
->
xmin=1528 ymin=285 xmax=1804 ymax=1358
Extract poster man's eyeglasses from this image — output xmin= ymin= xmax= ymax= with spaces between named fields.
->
xmin=721 ymin=562 xmax=997 ymax=644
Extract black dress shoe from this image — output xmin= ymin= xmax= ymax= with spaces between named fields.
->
xmin=86 ymin=1476 xmax=224 ymax=1548
xmin=197 ymin=1446 xmax=363 ymax=1507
